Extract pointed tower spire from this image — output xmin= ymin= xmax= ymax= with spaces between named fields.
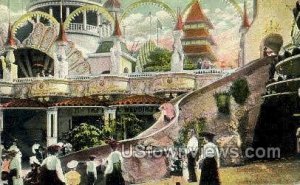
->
xmin=242 ymin=0 xmax=251 ymax=28
xmin=7 ymin=23 xmax=16 ymax=47
xmin=58 ymin=22 xmax=68 ymax=42
xmin=113 ymin=15 xmax=122 ymax=37
xmin=175 ymin=10 xmax=184 ymax=31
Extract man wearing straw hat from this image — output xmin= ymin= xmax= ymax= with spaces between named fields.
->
xmin=65 ymin=160 xmax=81 ymax=185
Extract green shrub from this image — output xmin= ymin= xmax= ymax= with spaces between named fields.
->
xmin=214 ymin=92 xmax=231 ymax=114
xmin=230 ymin=78 xmax=250 ymax=105
xmin=176 ymin=117 xmax=206 ymax=148
xmin=66 ymin=123 xmax=104 ymax=151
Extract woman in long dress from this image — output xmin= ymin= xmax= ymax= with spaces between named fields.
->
xmin=39 ymin=145 xmax=65 ymax=185
xmin=104 ymin=139 xmax=125 ymax=185
xmin=199 ymin=132 xmax=221 ymax=185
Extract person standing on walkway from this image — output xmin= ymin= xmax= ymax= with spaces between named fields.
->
xmin=186 ymin=129 xmax=198 ymax=182
xmin=86 ymin=155 xmax=97 ymax=185
xmin=8 ymin=150 xmax=23 ymax=185
xmin=105 ymin=139 xmax=125 ymax=185
xmin=39 ymin=145 xmax=65 ymax=185
xmin=199 ymin=132 xmax=221 ymax=185
xmin=65 ymin=160 xmax=81 ymax=185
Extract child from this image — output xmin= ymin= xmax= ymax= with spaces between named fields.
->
xmin=65 ymin=160 xmax=81 ymax=185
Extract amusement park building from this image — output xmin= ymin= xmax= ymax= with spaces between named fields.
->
xmin=0 ymin=0 xmax=235 ymax=157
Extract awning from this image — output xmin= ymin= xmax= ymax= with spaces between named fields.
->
xmin=52 ymin=97 xmax=108 ymax=107
xmin=0 ymin=99 xmax=48 ymax=110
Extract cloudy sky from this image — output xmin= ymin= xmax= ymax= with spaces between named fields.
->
xmin=0 ymin=0 xmax=254 ymax=67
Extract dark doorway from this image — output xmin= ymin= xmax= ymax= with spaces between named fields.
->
xmin=72 ymin=116 xmax=104 ymax=129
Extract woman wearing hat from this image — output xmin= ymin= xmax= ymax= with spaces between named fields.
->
xmin=104 ymin=139 xmax=125 ymax=185
xmin=199 ymin=132 xmax=221 ymax=185
xmin=65 ymin=160 xmax=81 ymax=185
xmin=39 ymin=145 xmax=65 ymax=185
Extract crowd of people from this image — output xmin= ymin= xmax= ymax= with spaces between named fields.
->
xmin=0 ymin=138 xmax=125 ymax=185
xmin=1 ymin=129 xmax=221 ymax=185
xmin=168 ymin=130 xmax=221 ymax=185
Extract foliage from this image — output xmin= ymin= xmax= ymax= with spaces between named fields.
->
xmin=117 ymin=113 xmax=145 ymax=140
xmin=176 ymin=117 xmax=206 ymax=148
xmin=230 ymin=78 xmax=250 ymax=105
xmin=214 ymin=92 xmax=231 ymax=114
xmin=183 ymin=58 xmax=198 ymax=70
xmin=143 ymin=48 xmax=172 ymax=72
xmin=66 ymin=123 xmax=104 ymax=151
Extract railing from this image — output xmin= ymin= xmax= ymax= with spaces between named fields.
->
xmin=67 ymin=76 xmax=93 ymax=80
xmin=192 ymin=69 xmax=236 ymax=75
xmin=13 ymin=77 xmax=61 ymax=83
xmin=67 ymin=23 xmax=99 ymax=35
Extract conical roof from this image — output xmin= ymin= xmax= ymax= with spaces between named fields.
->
xmin=7 ymin=23 xmax=16 ymax=47
xmin=113 ymin=15 xmax=122 ymax=37
xmin=57 ymin=22 xmax=68 ymax=42
xmin=242 ymin=1 xmax=251 ymax=28
xmin=185 ymin=1 xmax=213 ymax=29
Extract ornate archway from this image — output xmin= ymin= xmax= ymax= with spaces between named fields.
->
xmin=12 ymin=11 xmax=59 ymax=36
xmin=121 ymin=0 xmax=177 ymax=22
xmin=64 ymin=5 xmax=115 ymax=29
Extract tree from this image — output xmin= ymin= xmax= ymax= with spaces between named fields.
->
xmin=66 ymin=123 xmax=104 ymax=151
xmin=214 ymin=92 xmax=231 ymax=114
xmin=143 ymin=48 xmax=172 ymax=72
xmin=230 ymin=78 xmax=250 ymax=105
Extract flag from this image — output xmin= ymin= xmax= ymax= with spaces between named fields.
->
xmin=157 ymin=19 xmax=163 ymax=29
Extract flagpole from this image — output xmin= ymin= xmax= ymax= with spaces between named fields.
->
xmin=149 ymin=12 xmax=152 ymax=40
xmin=156 ymin=19 xmax=159 ymax=46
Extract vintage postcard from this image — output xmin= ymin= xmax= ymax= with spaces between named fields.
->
xmin=0 ymin=0 xmax=299 ymax=184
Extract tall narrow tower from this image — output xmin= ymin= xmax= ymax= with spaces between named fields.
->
xmin=182 ymin=0 xmax=216 ymax=63
xmin=239 ymin=0 xmax=251 ymax=67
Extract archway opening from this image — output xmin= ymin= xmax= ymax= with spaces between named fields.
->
xmin=14 ymin=48 xmax=54 ymax=78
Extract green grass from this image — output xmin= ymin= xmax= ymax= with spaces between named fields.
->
xmin=138 ymin=159 xmax=300 ymax=185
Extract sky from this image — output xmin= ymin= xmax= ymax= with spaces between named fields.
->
xmin=0 ymin=0 xmax=254 ymax=67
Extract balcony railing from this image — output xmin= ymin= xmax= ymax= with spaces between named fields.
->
xmin=67 ymin=23 xmax=99 ymax=36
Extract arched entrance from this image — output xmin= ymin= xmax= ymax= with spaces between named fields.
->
xmin=14 ymin=48 xmax=55 ymax=78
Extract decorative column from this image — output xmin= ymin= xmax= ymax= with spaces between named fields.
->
xmin=49 ymin=7 xmax=53 ymax=16
xmin=104 ymin=108 xmax=116 ymax=126
xmin=36 ymin=15 xmax=40 ymax=23
xmin=97 ymin=13 xmax=101 ymax=26
xmin=83 ymin=11 xmax=87 ymax=30
xmin=47 ymin=108 xmax=58 ymax=146
xmin=66 ymin=7 xmax=70 ymax=18
xmin=171 ymin=13 xmax=184 ymax=72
